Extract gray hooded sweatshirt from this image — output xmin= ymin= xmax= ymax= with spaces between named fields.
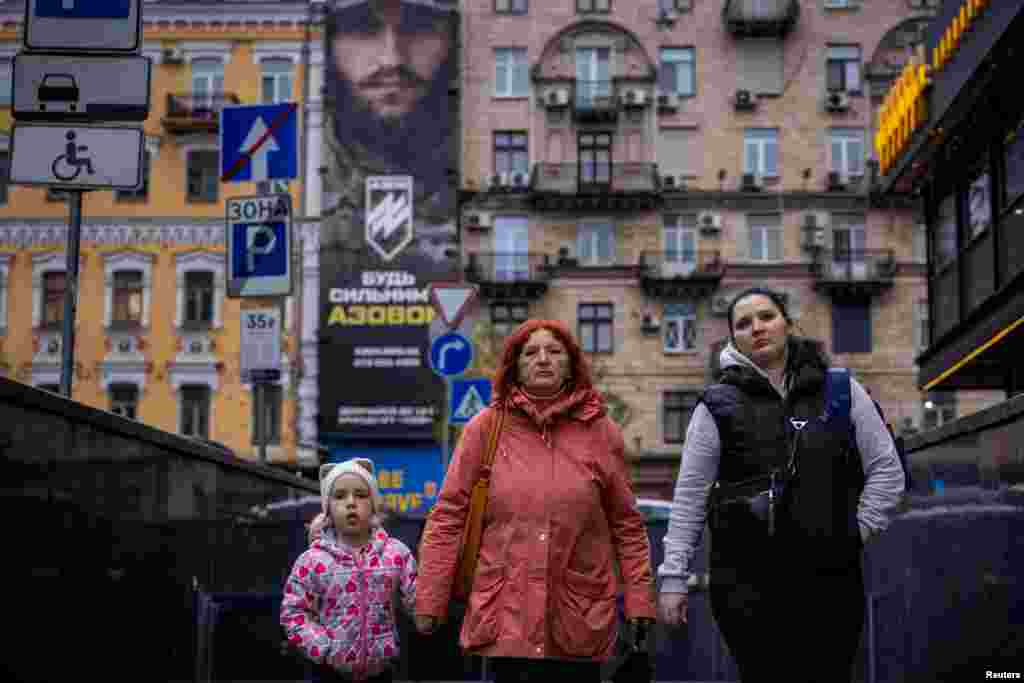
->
xmin=657 ymin=343 xmax=906 ymax=594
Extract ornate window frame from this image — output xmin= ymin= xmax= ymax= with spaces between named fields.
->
xmin=32 ymin=251 xmax=84 ymax=329
xmin=103 ymin=250 xmax=155 ymax=329
xmin=179 ymin=41 xmax=233 ymax=65
xmin=99 ymin=363 xmax=147 ymax=393
xmin=175 ymin=250 xmax=224 ymax=329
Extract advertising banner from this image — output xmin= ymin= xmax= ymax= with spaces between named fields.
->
xmin=319 ymin=0 xmax=459 ymax=441
xmin=329 ymin=444 xmax=443 ymax=517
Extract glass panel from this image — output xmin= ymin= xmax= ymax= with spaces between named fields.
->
xmin=597 ymin=322 xmax=612 ymax=352
xmin=968 ymin=170 xmax=991 ymax=238
xmin=750 ymin=227 xmax=764 ymax=260
xmin=744 ymin=140 xmax=758 ymax=175
xmin=764 ymin=140 xmax=777 ymax=176
xmin=933 ymin=268 xmax=959 ymax=340
xmin=495 ymin=57 xmax=509 ymax=94
xmin=845 ymin=61 xmax=861 ymax=91
xmin=934 ymin=193 xmax=958 ymax=269
xmin=580 ymin=323 xmax=594 ymax=351
xmin=1005 ymin=119 xmax=1024 ymax=206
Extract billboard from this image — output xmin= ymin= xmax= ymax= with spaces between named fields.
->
xmin=319 ymin=0 xmax=459 ymax=441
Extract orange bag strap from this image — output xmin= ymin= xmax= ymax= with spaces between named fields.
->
xmin=477 ymin=407 xmax=505 ymax=482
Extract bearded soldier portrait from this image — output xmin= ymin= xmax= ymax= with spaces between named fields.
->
xmin=322 ymin=0 xmax=457 ymax=275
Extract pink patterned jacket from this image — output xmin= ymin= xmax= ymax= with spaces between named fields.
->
xmin=281 ymin=527 xmax=417 ymax=680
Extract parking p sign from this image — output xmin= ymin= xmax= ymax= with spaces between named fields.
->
xmin=226 ymin=194 xmax=292 ymax=298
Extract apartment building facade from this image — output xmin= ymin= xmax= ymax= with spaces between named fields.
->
xmin=0 ymin=0 xmax=324 ymax=467
xmin=454 ymin=0 xmax=1006 ymax=497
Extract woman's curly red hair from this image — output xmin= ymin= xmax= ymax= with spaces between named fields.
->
xmin=491 ymin=319 xmax=593 ymax=401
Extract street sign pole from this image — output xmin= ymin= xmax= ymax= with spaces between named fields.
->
xmin=59 ymin=190 xmax=85 ymax=397
xmin=256 ymin=380 xmax=267 ymax=464
xmin=442 ymin=379 xmax=450 ymax=470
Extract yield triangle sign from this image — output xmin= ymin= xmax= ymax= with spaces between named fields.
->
xmin=429 ymin=282 xmax=478 ymax=329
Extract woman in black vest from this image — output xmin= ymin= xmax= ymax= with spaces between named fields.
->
xmin=656 ymin=287 xmax=905 ymax=682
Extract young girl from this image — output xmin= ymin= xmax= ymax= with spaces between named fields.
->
xmin=281 ymin=458 xmax=416 ymax=683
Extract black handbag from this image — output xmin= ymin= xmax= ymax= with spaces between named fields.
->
xmin=610 ymin=620 xmax=653 ymax=683
xmin=708 ymin=429 xmax=802 ymax=536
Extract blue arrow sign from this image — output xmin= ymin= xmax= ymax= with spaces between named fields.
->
xmin=36 ymin=0 xmax=131 ymax=18
xmin=450 ymin=378 xmax=491 ymax=425
xmin=430 ymin=332 xmax=473 ymax=378
xmin=221 ymin=103 xmax=298 ymax=183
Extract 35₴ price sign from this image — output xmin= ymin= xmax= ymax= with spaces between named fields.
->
xmin=241 ymin=307 xmax=281 ymax=382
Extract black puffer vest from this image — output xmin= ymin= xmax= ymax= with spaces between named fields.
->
xmin=702 ymin=338 xmax=863 ymax=575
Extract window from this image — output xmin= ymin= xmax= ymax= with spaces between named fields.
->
xmin=495 ymin=0 xmax=528 ymax=13
xmin=579 ymin=132 xmax=612 ymax=188
xmin=832 ymin=213 xmax=867 ymax=259
xmin=0 ymin=150 xmax=9 ymax=205
xmin=0 ymin=59 xmax=11 ymax=106
xmin=1004 ymin=118 xmax=1024 ymax=209
xmin=744 ymin=128 xmax=778 ymax=178
xmin=180 ymin=385 xmax=211 ymax=439
xmin=493 ymin=215 xmax=529 ymax=280
xmin=824 ymin=0 xmax=854 ymax=7
xmin=748 ymin=214 xmax=783 ymax=261
xmin=659 ymin=48 xmax=695 ymax=97
xmin=251 ymin=384 xmax=282 ymax=445
xmin=186 ymin=150 xmax=219 ymax=202
xmin=663 ymin=214 xmax=697 ymax=268
xmin=830 ymin=128 xmax=865 ymax=178
xmin=737 ymin=39 xmax=784 ymax=96
xmin=663 ymin=302 xmax=698 ymax=353
xmin=495 ymin=48 xmax=529 ymax=97
xmin=579 ymin=303 xmax=613 ymax=353
xmin=42 ymin=271 xmax=65 ymax=327
xmin=967 ymin=164 xmax=992 ymax=239
xmin=663 ymin=391 xmax=698 ymax=444
xmin=110 ymin=384 xmax=139 ymax=420
xmin=658 ymin=127 xmax=699 ymax=178
xmin=494 ymin=131 xmax=528 ymax=176
xmin=922 ymin=391 xmax=956 ymax=431
xmin=112 ymin=271 xmax=144 ymax=327
xmin=261 ymin=58 xmax=293 ymax=104
xmin=914 ymin=299 xmax=930 ymax=352
xmin=577 ymin=221 xmax=615 ymax=266
xmin=577 ymin=0 xmax=610 ymax=13
xmin=826 ymin=46 xmax=862 ymax=93
xmin=832 ymin=300 xmax=872 ymax=353
xmin=490 ymin=302 xmax=528 ymax=338
xmin=933 ymin=192 xmax=958 ymax=270
xmin=116 ymin=150 xmax=150 ymax=202
xmin=191 ymin=58 xmax=224 ymax=107
xmin=575 ymin=47 xmax=611 ymax=106
xmin=184 ymin=271 xmax=215 ymax=327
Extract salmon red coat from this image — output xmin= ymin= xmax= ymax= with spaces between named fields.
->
xmin=416 ymin=387 xmax=656 ymax=660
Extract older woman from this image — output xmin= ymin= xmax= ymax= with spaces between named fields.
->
xmin=415 ymin=319 xmax=656 ymax=683
xmin=657 ymin=287 xmax=905 ymax=683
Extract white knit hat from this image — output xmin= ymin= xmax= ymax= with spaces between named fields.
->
xmin=320 ymin=458 xmax=382 ymax=518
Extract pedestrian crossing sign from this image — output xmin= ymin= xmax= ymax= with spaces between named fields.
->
xmin=450 ymin=378 xmax=491 ymax=425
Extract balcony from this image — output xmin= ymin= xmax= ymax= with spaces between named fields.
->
xmin=464 ymin=252 xmax=551 ymax=300
xmin=574 ymin=80 xmax=618 ymax=124
xmin=639 ymin=251 xmax=727 ymax=299
xmin=531 ymin=162 xmax=660 ymax=211
xmin=162 ymin=93 xmax=240 ymax=134
xmin=811 ymin=249 xmax=896 ymax=298
xmin=723 ymin=0 xmax=800 ymax=38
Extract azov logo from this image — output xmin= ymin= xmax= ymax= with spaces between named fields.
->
xmin=365 ymin=175 xmax=414 ymax=262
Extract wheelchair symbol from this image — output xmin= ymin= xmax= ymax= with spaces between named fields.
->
xmin=51 ymin=131 xmax=94 ymax=181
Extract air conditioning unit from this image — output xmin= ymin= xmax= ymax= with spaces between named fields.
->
xmin=621 ymin=89 xmax=647 ymax=107
xmin=641 ymin=312 xmax=661 ymax=333
xmin=825 ymin=91 xmax=850 ymax=112
xmin=657 ymin=92 xmax=679 ymax=111
xmin=698 ymin=211 xmax=722 ymax=232
xmin=465 ymin=211 xmax=492 ymax=231
xmin=162 ymin=47 xmax=185 ymax=64
xmin=546 ymin=88 xmax=569 ymax=108
xmin=662 ymin=174 xmax=676 ymax=189
xmin=827 ymin=171 xmax=846 ymax=191
xmin=741 ymin=173 xmax=761 ymax=191
xmin=734 ymin=89 xmax=756 ymax=111
xmin=711 ymin=294 xmax=732 ymax=316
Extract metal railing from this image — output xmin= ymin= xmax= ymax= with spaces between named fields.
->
xmin=640 ymin=250 xmax=726 ymax=277
xmin=531 ymin=162 xmax=659 ymax=194
xmin=164 ymin=92 xmax=241 ymax=124
xmin=723 ymin=0 xmax=800 ymax=35
xmin=574 ymin=79 xmax=615 ymax=110
xmin=812 ymin=249 xmax=896 ymax=282
xmin=464 ymin=252 xmax=552 ymax=283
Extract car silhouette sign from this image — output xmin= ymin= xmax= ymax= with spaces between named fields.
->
xmin=37 ymin=74 xmax=80 ymax=112
xmin=12 ymin=53 xmax=151 ymax=122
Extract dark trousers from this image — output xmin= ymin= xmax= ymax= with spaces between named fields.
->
xmin=310 ymin=662 xmax=393 ymax=683
xmin=491 ymin=657 xmax=602 ymax=683
xmin=709 ymin=566 xmax=864 ymax=683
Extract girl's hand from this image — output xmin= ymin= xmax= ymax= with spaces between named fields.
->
xmin=414 ymin=614 xmax=440 ymax=635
